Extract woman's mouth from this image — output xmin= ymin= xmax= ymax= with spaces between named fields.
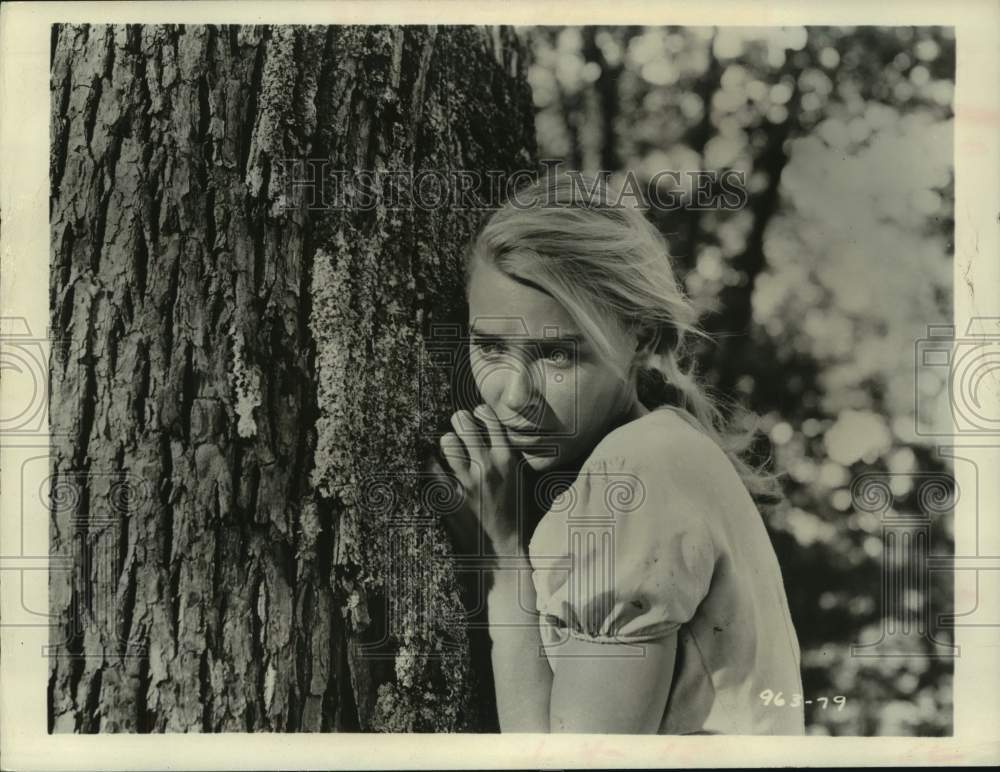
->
xmin=503 ymin=423 xmax=548 ymax=442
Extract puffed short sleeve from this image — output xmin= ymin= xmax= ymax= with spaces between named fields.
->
xmin=528 ymin=453 xmax=717 ymax=644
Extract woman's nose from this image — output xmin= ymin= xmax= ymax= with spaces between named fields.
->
xmin=500 ymin=357 xmax=541 ymax=413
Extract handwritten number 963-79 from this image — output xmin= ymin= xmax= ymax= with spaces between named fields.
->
xmin=759 ymin=690 xmax=846 ymax=710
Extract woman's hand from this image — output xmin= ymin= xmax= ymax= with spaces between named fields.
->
xmin=432 ymin=403 xmax=521 ymax=556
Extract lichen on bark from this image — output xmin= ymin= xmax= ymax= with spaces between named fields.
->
xmin=49 ymin=21 xmax=535 ymax=734
xmin=306 ymin=25 xmax=536 ymax=732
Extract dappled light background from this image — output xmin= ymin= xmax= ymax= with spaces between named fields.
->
xmin=526 ymin=26 xmax=955 ymax=736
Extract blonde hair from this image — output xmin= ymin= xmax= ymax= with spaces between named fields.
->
xmin=465 ymin=172 xmax=783 ymax=503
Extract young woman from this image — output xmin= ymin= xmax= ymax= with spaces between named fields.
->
xmin=433 ymin=172 xmax=805 ymax=735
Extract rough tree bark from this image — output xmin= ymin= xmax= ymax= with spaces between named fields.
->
xmin=48 ymin=23 xmax=536 ymax=733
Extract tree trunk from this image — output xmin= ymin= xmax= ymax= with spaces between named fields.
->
xmin=49 ymin=22 xmax=536 ymax=733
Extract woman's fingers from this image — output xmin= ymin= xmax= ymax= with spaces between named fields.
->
xmin=449 ymin=410 xmax=488 ymax=472
xmin=426 ymin=454 xmax=461 ymax=494
xmin=440 ymin=431 xmax=470 ymax=482
xmin=425 ymin=453 xmax=446 ymax=477
xmin=473 ymin=403 xmax=512 ymax=465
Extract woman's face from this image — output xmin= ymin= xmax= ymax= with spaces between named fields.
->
xmin=466 ymin=258 xmax=640 ymax=472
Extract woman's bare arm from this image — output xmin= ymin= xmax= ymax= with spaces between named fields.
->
xmin=487 ymin=550 xmax=553 ymax=732
xmin=549 ymin=633 xmax=676 ymax=733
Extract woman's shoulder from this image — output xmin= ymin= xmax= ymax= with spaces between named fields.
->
xmin=584 ymin=405 xmax=730 ymax=487
xmin=529 ymin=406 xmax=740 ymax=556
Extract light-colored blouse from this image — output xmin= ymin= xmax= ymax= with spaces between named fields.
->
xmin=528 ymin=405 xmax=805 ymax=734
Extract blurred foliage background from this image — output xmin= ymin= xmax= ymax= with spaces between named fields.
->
xmin=524 ymin=26 xmax=956 ymax=736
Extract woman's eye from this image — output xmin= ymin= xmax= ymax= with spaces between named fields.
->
xmin=473 ymin=340 xmax=573 ymax=366
xmin=475 ymin=341 xmax=504 ymax=357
